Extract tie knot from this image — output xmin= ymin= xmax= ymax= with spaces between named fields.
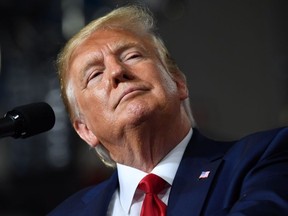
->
xmin=138 ymin=173 xmax=169 ymax=194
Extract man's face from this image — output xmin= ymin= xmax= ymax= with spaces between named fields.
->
xmin=68 ymin=29 xmax=188 ymax=147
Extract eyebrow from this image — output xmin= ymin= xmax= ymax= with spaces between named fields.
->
xmin=111 ymin=40 xmax=147 ymax=56
xmin=79 ymin=41 xmax=147 ymax=82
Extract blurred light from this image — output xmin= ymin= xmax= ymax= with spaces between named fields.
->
xmin=141 ymin=0 xmax=166 ymax=11
xmin=61 ymin=0 xmax=85 ymax=39
xmin=46 ymin=88 xmax=71 ymax=168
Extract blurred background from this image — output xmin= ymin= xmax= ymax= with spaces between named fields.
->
xmin=0 ymin=0 xmax=287 ymax=215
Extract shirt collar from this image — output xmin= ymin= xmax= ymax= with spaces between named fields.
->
xmin=116 ymin=128 xmax=193 ymax=214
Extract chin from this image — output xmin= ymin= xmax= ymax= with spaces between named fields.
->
xmin=121 ymin=103 xmax=153 ymax=126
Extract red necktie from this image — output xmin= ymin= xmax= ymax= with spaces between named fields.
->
xmin=138 ymin=173 xmax=169 ymax=216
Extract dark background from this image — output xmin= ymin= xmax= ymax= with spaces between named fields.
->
xmin=0 ymin=0 xmax=287 ymax=215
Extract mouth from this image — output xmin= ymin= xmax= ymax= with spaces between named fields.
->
xmin=114 ymin=86 xmax=149 ymax=108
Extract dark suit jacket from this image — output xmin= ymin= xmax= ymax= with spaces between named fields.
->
xmin=48 ymin=127 xmax=288 ymax=215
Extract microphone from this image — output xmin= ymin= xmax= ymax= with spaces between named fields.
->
xmin=0 ymin=102 xmax=56 ymax=139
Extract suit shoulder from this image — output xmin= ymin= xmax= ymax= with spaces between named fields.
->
xmin=226 ymin=127 xmax=288 ymax=160
xmin=48 ymin=172 xmax=117 ymax=215
xmin=238 ymin=127 xmax=288 ymax=147
xmin=47 ymin=186 xmax=97 ymax=215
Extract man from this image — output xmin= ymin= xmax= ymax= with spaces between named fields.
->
xmin=49 ymin=5 xmax=288 ymax=216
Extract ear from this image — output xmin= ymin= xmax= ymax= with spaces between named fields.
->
xmin=174 ymin=73 xmax=189 ymax=101
xmin=73 ymin=119 xmax=99 ymax=148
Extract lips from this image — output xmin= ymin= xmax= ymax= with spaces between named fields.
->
xmin=114 ymin=86 xmax=149 ymax=108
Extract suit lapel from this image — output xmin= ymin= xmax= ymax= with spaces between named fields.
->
xmin=167 ymin=129 xmax=229 ymax=216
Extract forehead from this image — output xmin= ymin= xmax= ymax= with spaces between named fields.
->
xmin=71 ymin=29 xmax=152 ymax=60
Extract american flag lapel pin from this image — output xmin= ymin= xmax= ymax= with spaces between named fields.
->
xmin=199 ymin=171 xmax=210 ymax=179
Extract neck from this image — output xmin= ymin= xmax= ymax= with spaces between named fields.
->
xmin=108 ymin=109 xmax=191 ymax=172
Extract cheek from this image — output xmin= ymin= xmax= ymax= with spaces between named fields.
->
xmin=153 ymin=66 xmax=178 ymax=96
xmin=76 ymin=89 xmax=105 ymax=116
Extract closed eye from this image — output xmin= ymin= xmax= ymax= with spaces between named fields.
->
xmin=124 ymin=52 xmax=143 ymax=63
xmin=87 ymin=71 xmax=103 ymax=83
xmin=127 ymin=53 xmax=141 ymax=59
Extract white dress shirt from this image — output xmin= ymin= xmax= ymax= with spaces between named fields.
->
xmin=107 ymin=128 xmax=193 ymax=216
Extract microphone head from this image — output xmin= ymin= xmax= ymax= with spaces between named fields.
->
xmin=7 ymin=102 xmax=56 ymax=138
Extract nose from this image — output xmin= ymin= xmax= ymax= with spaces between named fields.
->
xmin=106 ymin=57 xmax=133 ymax=88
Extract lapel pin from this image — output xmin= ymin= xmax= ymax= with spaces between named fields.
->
xmin=199 ymin=171 xmax=210 ymax=179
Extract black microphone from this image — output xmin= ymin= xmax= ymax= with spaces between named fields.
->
xmin=0 ymin=102 xmax=55 ymax=139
